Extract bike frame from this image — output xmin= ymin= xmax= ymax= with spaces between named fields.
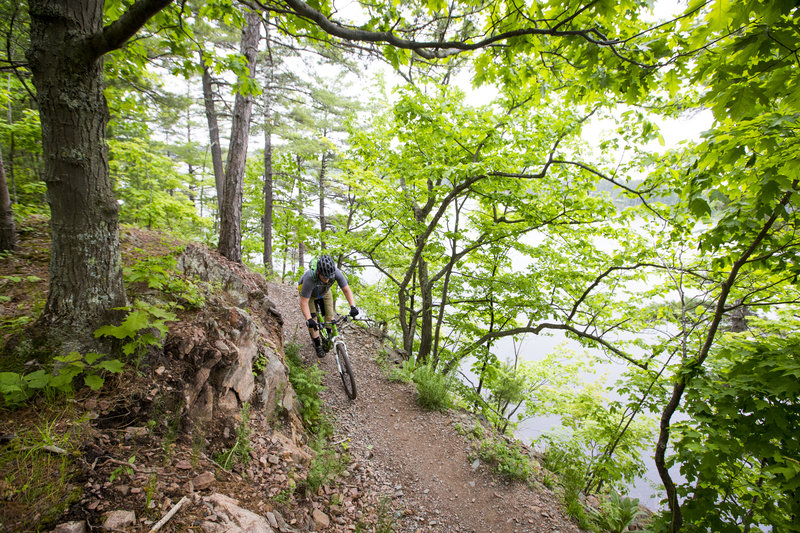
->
xmin=313 ymin=298 xmax=357 ymax=399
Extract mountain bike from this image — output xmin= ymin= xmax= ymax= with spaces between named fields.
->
xmin=312 ymin=298 xmax=357 ymax=400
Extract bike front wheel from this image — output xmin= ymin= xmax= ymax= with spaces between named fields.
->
xmin=336 ymin=343 xmax=357 ymax=400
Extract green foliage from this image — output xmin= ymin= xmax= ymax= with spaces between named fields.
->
xmin=110 ymin=138 xmax=208 ymax=237
xmin=388 ymin=358 xmax=417 ymax=384
xmin=271 ymin=489 xmax=292 ymax=504
xmin=252 ymin=352 xmax=268 ymax=376
xmin=411 ymin=365 xmax=452 ymax=411
xmin=123 ymin=252 xmax=205 ymax=308
xmin=588 ymin=491 xmax=642 ymax=533
xmin=540 ymin=381 xmax=654 ymax=496
xmin=661 ymin=326 xmax=800 ymax=531
xmin=94 ymin=301 xmax=176 ymax=368
xmin=214 ymin=403 xmax=253 ymax=471
xmin=540 ymin=439 xmax=593 ymax=526
xmin=463 ymin=351 xmax=585 ymax=434
xmin=475 ymin=437 xmax=534 ymax=482
xmin=0 ymin=352 xmax=124 ymax=408
xmin=0 ymin=410 xmax=86 ymax=531
xmin=304 ymin=433 xmax=348 ymax=495
xmin=109 ymin=456 xmax=136 ymax=483
xmin=284 ymin=341 xmax=328 ymax=433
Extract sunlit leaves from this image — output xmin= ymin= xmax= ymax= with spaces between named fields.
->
xmin=675 ymin=323 xmax=800 ymax=530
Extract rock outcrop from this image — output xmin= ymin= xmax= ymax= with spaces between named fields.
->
xmin=165 ymin=244 xmax=300 ymax=437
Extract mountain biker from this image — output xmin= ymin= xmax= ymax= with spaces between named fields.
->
xmin=298 ymin=254 xmax=359 ymax=358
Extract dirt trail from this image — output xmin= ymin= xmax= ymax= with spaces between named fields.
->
xmin=268 ymin=281 xmax=582 ymax=533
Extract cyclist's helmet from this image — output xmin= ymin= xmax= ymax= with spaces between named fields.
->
xmin=316 ymin=254 xmax=336 ymax=279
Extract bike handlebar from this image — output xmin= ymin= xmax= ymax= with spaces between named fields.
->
xmin=317 ymin=315 xmax=363 ymax=328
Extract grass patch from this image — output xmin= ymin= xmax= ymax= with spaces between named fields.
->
xmin=214 ymin=402 xmax=253 ymax=471
xmin=0 ymin=407 xmax=88 ymax=532
xmin=303 ymin=433 xmax=349 ymax=496
xmin=475 ymin=437 xmax=535 ymax=482
xmin=411 ymin=365 xmax=452 ymax=411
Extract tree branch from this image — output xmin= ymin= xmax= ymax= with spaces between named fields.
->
xmin=270 ymin=0 xmax=656 ymax=64
xmin=654 ymin=185 xmax=796 ymax=532
xmin=88 ymin=0 xmax=177 ymax=60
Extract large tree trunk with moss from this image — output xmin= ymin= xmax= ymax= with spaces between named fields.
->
xmin=26 ymin=0 xmax=173 ymax=346
xmin=218 ymin=9 xmax=261 ymax=263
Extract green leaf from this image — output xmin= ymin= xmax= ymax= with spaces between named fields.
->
xmin=96 ymin=359 xmax=125 ymax=374
xmin=24 ymin=370 xmax=50 ymax=390
xmin=83 ymin=374 xmax=104 ymax=391
xmin=85 ymin=352 xmax=103 ymax=365
xmin=689 ymin=197 xmax=711 ymax=217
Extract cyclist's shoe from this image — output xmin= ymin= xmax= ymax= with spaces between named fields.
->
xmin=315 ymin=345 xmax=326 ymax=359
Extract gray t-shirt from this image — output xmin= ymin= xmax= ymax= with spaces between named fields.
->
xmin=298 ymin=268 xmax=348 ymax=299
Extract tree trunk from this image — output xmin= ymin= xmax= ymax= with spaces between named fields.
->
xmin=0 ymin=147 xmax=15 ymax=252
xmin=417 ymin=255 xmax=433 ymax=365
xmin=5 ymin=75 xmax=18 ymax=205
xmin=318 ymin=151 xmax=328 ymax=249
xmin=200 ymin=51 xmax=226 ymax=215
xmin=262 ymin=18 xmax=274 ymax=275
xmin=296 ymin=155 xmax=305 ymax=272
xmin=27 ymin=0 xmax=131 ymax=344
xmin=263 ymin=120 xmax=274 ymax=275
xmin=218 ymin=9 xmax=261 ymax=263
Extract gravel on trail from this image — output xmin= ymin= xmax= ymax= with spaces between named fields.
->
xmin=267 ymin=281 xmax=583 ymax=533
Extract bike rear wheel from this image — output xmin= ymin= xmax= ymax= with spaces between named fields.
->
xmin=336 ymin=343 xmax=357 ymax=400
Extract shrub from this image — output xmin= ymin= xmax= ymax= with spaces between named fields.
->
xmin=589 ymin=491 xmax=642 ymax=533
xmin=388 ymin=358 xmax=416 ymax=383
xmin=476 ymin=437 xmax=534 ymax=482
xmin=411 ymin=365 xmax=452 ymax=411
xmin=284 ymin=341 xmax=328 ymax=434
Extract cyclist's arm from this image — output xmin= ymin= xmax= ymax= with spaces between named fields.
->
xmin=299 ymin=296 xmax=313 ymax=321
xmin=341 ymin=285 xmax=356 ymax=308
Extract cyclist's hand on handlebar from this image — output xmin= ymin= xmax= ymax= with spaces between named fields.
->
xmin=306 ymin=318 xmax=319 ymax=330
xmin=349 ymin=306 xmax=359 ymax=318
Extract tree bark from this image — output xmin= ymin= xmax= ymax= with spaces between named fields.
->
xmin=262 ymin=18 xmax=274 ymax=275
xmin=218 ymin=9 xmax=261 ymax=262
xmin=0 ymin=147 xmax=15 ymax=252
xmin=318 ymin=158 xmax=326 ymax=245
xmin=28 ymin=0 xmax=123 ymax=343
xmin=263 ymin=118 xmax=274 ymax=275
xmin=200 ymin=51 xmax=226 ymax=215
xmin=296 ymin=155 xmax=305 ymax=272
xmin=26 ymin=0 xmax=173 ymax=344
xmin=417 ymin=255 xmax=432 ymax=365
xmin=318 ymin=151 xmax=328 ymax=249
xmin=6 ymin=75 xmax=18 ymax=205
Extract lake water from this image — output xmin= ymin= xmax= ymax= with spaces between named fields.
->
xmin=487 ymin=332 xmax=680 ymax=510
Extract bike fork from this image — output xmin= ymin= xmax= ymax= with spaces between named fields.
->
xmin=333 ymin=339 xmax=345 ymax=373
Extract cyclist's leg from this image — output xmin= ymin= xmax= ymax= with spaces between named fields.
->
xmin=322 ymin=288 xmax=334 ymax=323
xmin=321 ymin=289 xmax=334 ymax=349
xmin=300 ymin=285 xmax=324 ymax=357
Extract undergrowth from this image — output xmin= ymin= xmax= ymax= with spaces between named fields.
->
xmin=411 ymin=364 xmax=452 ymax=411
xmin=0 ymin=407 xmax=88 ymax=532
xmin=214 ymin=402 xmax=253 ymax=471
xmin=284 ymin=340 xmax=349 ymax=496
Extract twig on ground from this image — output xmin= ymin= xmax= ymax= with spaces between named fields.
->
xmin=150 ymin=496 xmax=188 ymax=532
